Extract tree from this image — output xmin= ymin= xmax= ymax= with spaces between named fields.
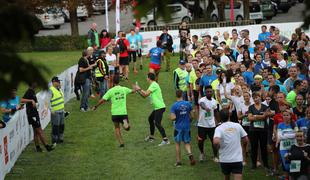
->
xmin=302 ymin=0 xmax=310 ymax=29
xmin=0 ymin=0 xmax=50 ymax=99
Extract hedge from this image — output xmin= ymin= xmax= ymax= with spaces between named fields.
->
xmin=16 ymin=35 xmax=89 ymax=52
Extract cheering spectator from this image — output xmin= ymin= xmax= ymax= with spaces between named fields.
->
xmin=159 ymin=27 xmax=173 ymax=72
xmin=0 ymin=89 xmax=21 ymax=123
xmin=87 ymin=23 xmax=100 ymax=50
xmin=99 ymin=29 xmax=111 ymax=49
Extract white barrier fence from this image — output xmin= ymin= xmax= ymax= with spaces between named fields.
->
xmin=139 ymin=22 xmax=310 ymax=55
xmin=0 ymin=65 xmax=78 ymax=180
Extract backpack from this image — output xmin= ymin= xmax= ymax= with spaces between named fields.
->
xmin=118 ymin=39 xmax=126 ymax=53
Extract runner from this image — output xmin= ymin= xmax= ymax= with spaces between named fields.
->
xmin=213 ymin=108 xmax=248 ymax=180
xmin=92 ymin=75 xmax=136 ymax=148
xmin=147 ymin=40 xmax=164 ymax=82
xmin=135 ymin=73 xmax=170 ymax=146
xmin=170 ymin=90 xmax=196 ymax=167
xmin=197 ymin=85 xmax=219 ymax=162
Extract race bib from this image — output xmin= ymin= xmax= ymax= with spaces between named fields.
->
xmin=290 ymin=160 xmax=301 ymax=173
xmin=205 ymin=111 xmax=211 ymax=120
xmin=280 ymin=139 xmax=294 ymax=150
xmin=222 ymin=98 xmax=228 ymax=104
xmin=254 ymin=121 xmax=265 ymax=128
xmin=243 ymin=117 xmax=250 ymax=126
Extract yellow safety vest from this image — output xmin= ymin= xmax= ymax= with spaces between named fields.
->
xmin=95 ymin=59 xmax=106 ymax=78
xmin=174 ymin=68 xmax=188 ymax=91
xmin=50 ymin=86 xmax=64 ymax=111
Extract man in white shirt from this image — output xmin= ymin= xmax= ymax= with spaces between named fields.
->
xmin=214 ymin=109 xmax=248 ymax=180
xmin=217 ymin=47 xmax=230 ymax=70
xmin=197 ymin=85 xmax=219 ymax=162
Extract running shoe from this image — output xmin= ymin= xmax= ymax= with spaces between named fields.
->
xmin=213 ymin=157 xmax=219 ymax=163
xmin=80 ymin=108 xmax=87 ymax=112
xmin=45 ymin=145 xmax=54 ymax=152
xmin=36 ymin=146 xmax=43 ymax=152
xmin=140 ymin=65 xmax=143 ymax=70
xmin=175 ymin=162 xmax=182 ymax=167
xmin=199 ymin=153 xmax=205 ymax=162
xmin=144 ymin=136 xmax=155 ymax=142
xmin=119 ymin=144 xmax=125 ymax=148
xmin=123 ymin=120 xmax=129 ymax=130
xmin=158 ymin=140 xmax=170 ymax=146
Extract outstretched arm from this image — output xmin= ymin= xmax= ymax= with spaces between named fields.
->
xmin=93 ymin=99 xmax=106 ymax=110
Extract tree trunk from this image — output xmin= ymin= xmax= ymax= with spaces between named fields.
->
xmin=243 ymin=0 xmax=250 ymax=20
xmin=193 ymin=0 xmax=201 ymax=19
xmin=218 ymin=0 xmax=226 ymax=21
xmin=69 ymin=7 xmax=79 ymax=36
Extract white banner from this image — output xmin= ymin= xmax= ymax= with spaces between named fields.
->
xmin=105 ymin=0 xmax=109 ymax=32
xmin=115 ymin=0 xmax=120 ymax=34
xmin=139 ymin=22 xmax=310 ymax=55
xmin=0 ymin=65 xmax=78 ymax=180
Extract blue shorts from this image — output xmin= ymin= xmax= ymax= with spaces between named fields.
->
xmin=174 ymin=129 xmax=191 ymax=143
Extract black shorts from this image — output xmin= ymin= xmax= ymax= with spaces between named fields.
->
xmin=197 ymin=126 xmax=215 ymax=141
xmin=193 ymin=90 xmax=199 ymax=106
xmin=119 ymin=57 xmax=129 ymax=65
xmin=220 ymin=162 xmax=243 ymax=175
xmin=242 ymin=126 xmax=249 ymax=135
xmin=112 ymin=115 xmax=129 ymax=124
xmin=137 ymin=49 xmax=142 ymax=57
xmin=27 ymin=115 xmax=41 ymax=128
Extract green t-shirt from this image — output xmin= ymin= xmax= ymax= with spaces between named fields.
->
xmin=286 ymin=90 xmax=297 ymax=108
xmin=147 ymin=82 xmax=166 ymax=110
xmin=102 ymin=85 xmax=132 ymax=115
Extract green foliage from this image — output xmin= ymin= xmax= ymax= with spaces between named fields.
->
xmin=0 ymin=1 xmax=48 ymax=99
xmin=302 ymin=0 xmax=310 ymax=29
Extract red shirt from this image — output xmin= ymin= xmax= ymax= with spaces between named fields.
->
xmin=273 ymin=113 xmax=297 ymax=126
xmin=100 ymin=37 xmax=111 ymax=49
xmin=117 ymin=38 xmax=130 ymax=58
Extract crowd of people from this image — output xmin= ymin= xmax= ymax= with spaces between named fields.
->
xmin=1 ymin=21 xmax=310 ymax=180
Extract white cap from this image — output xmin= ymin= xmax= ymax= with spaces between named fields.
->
xmin=216 ymin=47 xmax=224 ymax=51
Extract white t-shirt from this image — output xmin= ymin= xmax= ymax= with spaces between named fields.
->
xmin=214 ymin=121 xmax=247 ymax=163
xmin=198 ymin=97 xmax=218 ymax=128
xmin=220 ymin=55 xmax=231 ymax=67
xmin=106 ymin=53 xmax=116 ymax=71
xmin=216 ymin=82 xmax=235 ymax=102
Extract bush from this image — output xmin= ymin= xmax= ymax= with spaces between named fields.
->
xmin=16 ymin=35 xmax=88 ymax=52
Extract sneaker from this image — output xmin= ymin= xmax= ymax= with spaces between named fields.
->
xmin=57 ymin=139 xmax=64 ymax=144
xmin=45 ymin=145 xmax=54 ymax=152
xmin=199 ymin=153 xmax=205 ymax=162
xmin=213 ymin=157 xmax=219 ymax=163
xmin=175 ymin=162 xmax=182 ymax=167
xmin=158 ymin=140 xmax=170 ymax=146
xmin=119 ymin=144 xmax=125 ymax=148
xmin=265 ymin=168 xmax=273 ymax=177
xmin=52 ymin=142 xmax=57 ymax=148
xmin=144 ymin=136 xmax=155 ymax=142
xmin=123 ymin=120 xmax=129 ymax=130
xmin=90 ymin=94 xmax=96 ymax=99
xmin=80 ymin=108 xmax=87 ymax=112
xmin=36 ymin=146 xmax=43 ymax=152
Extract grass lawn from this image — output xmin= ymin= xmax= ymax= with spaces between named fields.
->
xmin=6 ymin=51 xmax=276 ymax=179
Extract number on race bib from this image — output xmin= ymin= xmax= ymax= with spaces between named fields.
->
xmin=254 ymin=121 xmax=265 ymax=128
xmin=290 ymin=160 xmax=301 ymax=173
xmin=205 ymin=111 xmax=211 ymax=119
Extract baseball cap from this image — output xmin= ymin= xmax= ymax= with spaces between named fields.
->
xmin=216 ymin=47 xmax=224 ymax=51
xmin=254 ymin=75 xmax=263 ymax=80
xmin=51 ymin=76 xmax=61 ymax=82
xmin=179 ymin=59 xmax=186 ymax=65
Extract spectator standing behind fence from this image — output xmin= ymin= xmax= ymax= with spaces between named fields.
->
xmin=99 ymin=29 xmax=111 ymax=49
xmin=78 ymin=49 xmax=96 ymax=112
xmin=179 ymin=21 xmax=190 ymax=61
xmin=159 ymin=27 xmax=173 ymax=72
xmin=22 ymin=83 xmax=54 ymax=152
xmin=0 ymin=89 xmax=21 ymax=123
xmin=49 ymin=77 xmax=65 ymax=146
xmin=87 ymin=23 xmax=100 ymax=50
xmin=95 ymin=50 xmax=109 ymax=98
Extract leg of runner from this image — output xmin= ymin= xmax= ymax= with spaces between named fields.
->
xmin=224 ymin=175 xmax=230 ymax=180
xmin=147 ymin=111 xmax=156 ymax=139
xmin=233 ymin=174 xmax=242 ymax=180
xmin=124 ymin=65 xmax=129 ymax=80
xmin=153 ymin=108 xmax=169 ymax=146
xmin=197 ymin=127 xmax=206 ymax=162
xmin=139 ymin=49 xmax=143 ymax=70
xmin=175 ymin=142 xmax=181 ymax=163
xmin=132 ymin=51 xmax=138 ymax=74
xmin=114 ymin=123 xmax=124 ymax=146
xmin=249 ymin=131 xmax=259 ymax=169
xmin=185 ymin=143 xmax=196 ymax=166
xmin=207 ymin=127 xmax=219 ymax=162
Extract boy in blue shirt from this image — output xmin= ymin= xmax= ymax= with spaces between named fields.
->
xmin=170 ymin=90 xmax=195 ymax=167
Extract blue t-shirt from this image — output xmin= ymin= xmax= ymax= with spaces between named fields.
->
xmin=258 ymin=32 xmax=271 ymax=48
xmin=296 ymin=118 xmax=310 ymax=137
xmin=0 ymin=96 xmax=20 ymax=123
xmin=264 ymin=85 xmax=288 ymax=94
xmin=199 ymin=74 xmax=217 ymax=87
xmin=254 ymin=62 xmax=267 ymax=75
xmin=149 ymin=47 xmax=164 ymax=65
xmin=262 ymin=79 xmax=282 ymax=87
xmin=242 ymin=71 xmax=254 ymax=85
xmin=135 ymin=33 xmax=143 ymax=48
xmin=170 ymin=101 xmax=192 ymax=131
xmin=126 ymin=34 xmax=139 ymax=50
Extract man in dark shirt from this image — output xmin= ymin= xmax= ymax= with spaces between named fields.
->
xmin=159 ymin=27 xmax=173 ymax=72
xmin=179 ymin=21 xmax=190 ymax=60
xmin=21 ymin=83 xmax=54 ymax=152
xmin=78 ymin=49 xmax=96 ymax=112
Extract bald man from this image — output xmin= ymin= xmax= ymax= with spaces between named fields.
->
xmin=88 ymin=23 xmax=99 ymax=49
